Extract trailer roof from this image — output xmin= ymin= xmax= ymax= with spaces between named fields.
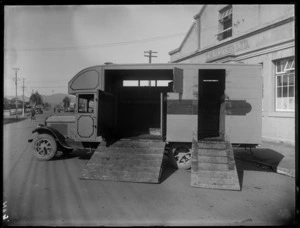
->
xmin=86 ymin=62 xmax=261 ymax=69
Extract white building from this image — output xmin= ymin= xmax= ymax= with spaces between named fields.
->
xmin=169 ymin=5 xmax=295 ymax=145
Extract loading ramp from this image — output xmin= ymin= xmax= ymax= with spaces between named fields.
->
xmin=80 ymin=139 xmax=166 ymax=183
xmin=191 ymin=139 xmax=241 ymax=190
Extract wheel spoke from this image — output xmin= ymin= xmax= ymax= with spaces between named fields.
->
xmin=35 ymin=139 xmax=52 ymax=157
xmin=174 ymin=148 xmax=191 ymax=164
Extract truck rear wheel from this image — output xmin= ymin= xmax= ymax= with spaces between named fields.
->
xmin=168 ymin=144 xmax=192 ymax=170
xmin=32 ymin=134 xmax=57 ymax=161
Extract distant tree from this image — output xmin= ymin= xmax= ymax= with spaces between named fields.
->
xmin=30 ymin=91 xmax=43 ymax=106
xmin=44 ymin=102 xmax=50 ymax=109
xmin=63 ymin=96 xmax=71 ymax=108
xmin=4 ymin=97 xmax=10 ymax=109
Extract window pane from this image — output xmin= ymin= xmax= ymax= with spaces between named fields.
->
xmin=277 ymin=76 xmax=282 ymax=86
xmin=276 ymin=97 xmax=283 ymax=110
xmin=289 ymin=98 xmax=295 ymax=110
xmin=282 ymin=75 xmax=288 ymax=86
xmin=283 ymin=87 xmax=288 ymax=97
xmin=282 ymin=98 xmax=288 ymax=110
xmin=79 ymin=98 xmax=87 ymax=112
xmin=224 ymin=20 xmax=232 ymax=29
xmin=288 ymin=74 xmax=294 ymax=85
xmin=277 ymin=87 xmax=282 ymax=98
xmin=123 ymin=80 xmax=138 ymax=87
xmin=286 ymin=59 xmax=292 ymax=69
xmin=150 ymin=80 xmax=156 ymax=86
xmin=88 ymin=100 xmax=94 ymax=113
xmin=291 ymin=59 xmax=295 ymax=69
xmin=157 ymin=80 xmax=172 ymax=87
xmin=140 ymin=80 xmax=150 ymax=87
xmin=289 ymin=86 xmax=294 ymax=97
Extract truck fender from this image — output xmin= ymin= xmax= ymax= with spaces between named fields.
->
xmin=30 ymin=126 xmax=73 ymax=150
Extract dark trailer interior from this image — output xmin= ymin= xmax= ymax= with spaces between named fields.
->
xmin=103 ymin=69 xmax=173 ymax=139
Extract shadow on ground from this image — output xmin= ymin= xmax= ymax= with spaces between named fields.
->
xmin=234 ymin=147 xmax=285 ymax=190
xmin=52 ymin=149 xmax=94 ymax=161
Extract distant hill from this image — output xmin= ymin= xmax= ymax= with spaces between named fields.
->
xmin=42 ymin=93 xmax=75 ymax=106
xmin=5 ymin=95 xmax=30 ymax=102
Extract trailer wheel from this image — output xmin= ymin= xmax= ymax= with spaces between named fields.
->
xmin=169 ymin=144 xmax=191 ymax=170
xmin=32 ymin=134 xmax=57 ymax=161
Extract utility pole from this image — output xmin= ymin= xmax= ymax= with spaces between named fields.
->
xmin=144 ymin=50 xmax=158 ymax=63
xmin=22 ymin=78 xmax=26 ymax=116
xmin=13 ymin=68 xmax=19 ymax=119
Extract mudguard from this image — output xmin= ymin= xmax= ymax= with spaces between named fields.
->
xmin=30 ymin=126 xmax=73 ymax=150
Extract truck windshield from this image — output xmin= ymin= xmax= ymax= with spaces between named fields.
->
xmin=78 ymin=94 xmax=94 ymax=113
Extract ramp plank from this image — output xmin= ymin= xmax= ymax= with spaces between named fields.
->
xmin=80 ymin=140 xmax=165 ymax=183
xmin=191 ymin=140 xmax=241 ymax=191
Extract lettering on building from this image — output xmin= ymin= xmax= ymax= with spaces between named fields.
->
xmin=206 ymin=39 xmax=250 ymax=61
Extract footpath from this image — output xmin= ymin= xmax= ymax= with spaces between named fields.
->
xmin=3 ymin=114 xmax=31 ymax=124
xmin=234 ymin=140 xmax=295 ymax=178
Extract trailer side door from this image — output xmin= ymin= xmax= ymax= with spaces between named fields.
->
xmin=225 ymin=65 xmax=262 ymax=144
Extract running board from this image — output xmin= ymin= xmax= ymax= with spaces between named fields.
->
xmin=80 ymin=140 xmax=166 ymax=183
xmin=191 ymin=139 xmax=241 ymax=190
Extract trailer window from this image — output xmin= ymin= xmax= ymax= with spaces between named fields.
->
xmin=78 ymin=94 xmax=94 ymax=113
xmin=122 ymin=80 xmax=171 ymax=87
xmin=123 ymin=80 xmax=139 ymax=87
xmin=157 ymin=80 xmax=172 ymax=87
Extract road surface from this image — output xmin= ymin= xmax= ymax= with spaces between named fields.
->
xmin=3 ymin=111 xmax=296 ymax=226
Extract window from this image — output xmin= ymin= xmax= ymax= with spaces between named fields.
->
xmin=122 ymin=80 xmax=172 ymax=87
xmin=217 ymin=5 xmax=232 ymax=41
xmin=78 ymin=94 xmax=94 ymax=113
xmin=275 ymin=58 xmax=295 ymax=111
xmin=123 ymin=80 xmax=139 ymax=87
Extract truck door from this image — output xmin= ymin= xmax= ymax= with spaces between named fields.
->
xmin=75 ymin=93 xmax=97 ymax=141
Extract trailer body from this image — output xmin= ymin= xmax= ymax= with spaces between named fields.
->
xmin=66 ymin=63 xmax=262 ymax=145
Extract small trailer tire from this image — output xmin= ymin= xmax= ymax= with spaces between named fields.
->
xmin=32 ymin=133 xmax=57 ymax=161
xmin=168 ymin=144 xmax=192 ymax=170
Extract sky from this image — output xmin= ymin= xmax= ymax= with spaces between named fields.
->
xmin=4 ymin=5 xmax=202 ymax=97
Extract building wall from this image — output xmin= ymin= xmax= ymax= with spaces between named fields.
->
xmin=169 ymin=4 xmax=295 ymax=145
xmin=179 ymin=23 xmax=199 ymax=57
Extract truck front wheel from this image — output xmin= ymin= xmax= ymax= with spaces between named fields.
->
xmin=32 ymin=134 xmax=57 ymax=161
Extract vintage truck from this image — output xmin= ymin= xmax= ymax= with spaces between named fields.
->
xmin=29 ymin=63 xmax=262 ymax=189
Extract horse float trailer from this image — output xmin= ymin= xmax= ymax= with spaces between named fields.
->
xmin=29 ymin=63 xmax=262 ymax=190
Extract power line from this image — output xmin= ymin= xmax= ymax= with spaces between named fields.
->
xmin=144 ymin=50 xmax=158 ymax=63
xmin=4 ymin=33 xmax=186 ymax=52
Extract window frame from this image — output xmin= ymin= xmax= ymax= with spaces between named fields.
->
xmin=77 ymin=94 xmax=95 ymax=113
xmin=275 ymin=58 xmax=295 ymax=112
xmin=217 ymin=5 xmax=233 ymax=41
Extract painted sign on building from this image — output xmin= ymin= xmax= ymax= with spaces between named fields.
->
xmin=206 ymin=39 xmax=250 ymax=61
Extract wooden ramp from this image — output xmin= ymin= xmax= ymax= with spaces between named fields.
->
xmin=80 ymin=140 xmax=166 ymax=183
xmin=191 ymin=140 xmax=241 ymax=190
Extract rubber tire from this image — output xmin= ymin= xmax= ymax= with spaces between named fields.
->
xmin=168 ymin=144 xmax=191 ymax=170
xmin=32 ymin=134 xmax=57 ymax=161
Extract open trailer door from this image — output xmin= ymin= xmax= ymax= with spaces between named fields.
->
xmin=224 ymin=65 xmax=262 ymax=145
